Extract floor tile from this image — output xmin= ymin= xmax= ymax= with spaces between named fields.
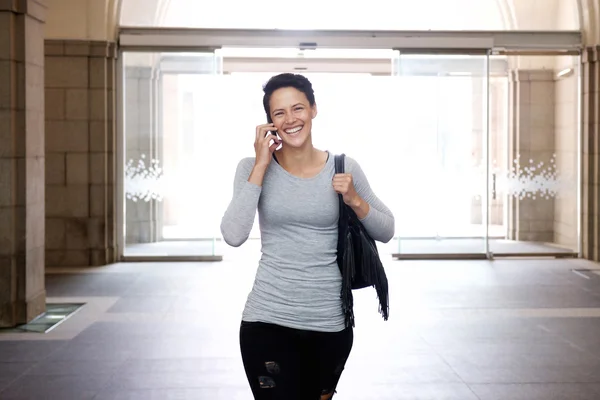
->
xmin=3 ymin=258 xmax=600 ymax=399
xmin=0 ymin=374 xmax=111 ymax=399
xmin=0 ymin=342 xmax=66 ymax=362
xmin=93 ymin=388 xmax=251 ymax=400
xmin=26 ymin=360 xmax=124 ymax=376
xmin=0 ymin=363 xmax=35 ymax=392
xmin=471 ymin=383 xmax=600 ymax=399
xmin=106 ymin=296 xmax=177 ymax=314
xmin=335 ymin=383 xmax=480 ymax=399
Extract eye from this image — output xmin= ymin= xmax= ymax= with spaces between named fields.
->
xmin=294 ymin=107 xmax=303 ymax=111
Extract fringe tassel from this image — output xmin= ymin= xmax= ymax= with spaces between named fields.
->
xmin=341 ymin=232 xmax=356 ymax=328
xmin=361 ymin=233 xmax=389 ymax=321
xmin=375 ymin=265 xmax=389 ymax=321
xmin=335 ymin=154 xmax=389 ymax=328
xmin=339 ymin=223 xmax=390 ymax=327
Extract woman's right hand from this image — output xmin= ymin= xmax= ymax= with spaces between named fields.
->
xmin=254 ymin=123 xmax=281 ymax=168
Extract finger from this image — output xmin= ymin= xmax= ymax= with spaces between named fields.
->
xmin=263 ymin=131 xmax=280 ymax=140
xmin=256 ymin=124 xmax=276 ymax=141
xmin=264 ymin=135 xmax=281 ymax=147
xmin=259 ymin=124 xmax=277 ymax=135
xmin=264 ymin=129 xmax=278 ymax=140
xmin=332 ymin=176 xmax=352 ymax=184
xmin=332 ymin=183 xmax=347 ymax=192
xmin=333 ymin=173 xmax=351 ymax=179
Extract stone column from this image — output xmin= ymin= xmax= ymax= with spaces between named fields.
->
xmin=582 ymin=46 xmax=600 ymax=261
xmin=44 ymin=40 xmax=118 ymax=266
xmin=0 ymin=0 xmax=47 ymax=327
xmin=553 ymin=57 xmax=580 ymax=250
xmin=506 ymin=70 xmax=556 ymax=242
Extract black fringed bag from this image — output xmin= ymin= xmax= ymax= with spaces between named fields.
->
xmin=334 ymin=154 xmax=390 ymax=328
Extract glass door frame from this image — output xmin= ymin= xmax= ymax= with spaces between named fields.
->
xmin=116 ymin=48 xmax=225 ymax=262
xmin=118 ymin=28 xmax=581 ymax=53
xmin=485 ymin=49 xmax=583 ymax=260
xmin=390 ymin=49 xmax=583 ymax=260
xmin=390 ymin=49 xmax=493 ymax=260
xmin=115 ymin=29 xmax=583 ymax=262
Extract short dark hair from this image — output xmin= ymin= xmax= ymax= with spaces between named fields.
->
xmin=262 ymin=73 xmax=316 ymax=123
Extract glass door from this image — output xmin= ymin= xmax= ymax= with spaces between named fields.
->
xmin=391 ymin=52 xmax=491 ymax=258
xmin=121 ymin=50 xmax=224 ymax=260
xmin=486 ymin=53 xmax=580 ymax=257
xmin=117 ymin=44 xmax=582 ymax=261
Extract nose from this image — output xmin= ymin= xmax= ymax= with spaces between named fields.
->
xmin=284 ymin=113 xmax=296 ymax=125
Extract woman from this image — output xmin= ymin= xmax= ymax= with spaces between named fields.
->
xmin=220 ymin=73 xmax=395 ymax=399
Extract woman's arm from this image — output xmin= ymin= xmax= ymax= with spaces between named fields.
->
xmin=220 ymin=158 xmax=263 ymax=247
xmin=346 ymin=156 xmax=395 ymax=243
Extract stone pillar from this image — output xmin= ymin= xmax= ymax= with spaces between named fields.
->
xmin=0 ymin=0 xmax=47 ymax=327
xmin=124 ymin=65 xmax=162 ymax=244
xmin=44 ymin=40 xmax=118 ymax=267
xmin=553 ymin=57 xmax=580 ymax=250
xmin=582 ymin=46 xmax=600 ymax=261
xmin=506 ymin=70 xmax=556 ymax=242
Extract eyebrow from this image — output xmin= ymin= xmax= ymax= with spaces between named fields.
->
xmin=272 ymin=103 xmax=305 ymax=113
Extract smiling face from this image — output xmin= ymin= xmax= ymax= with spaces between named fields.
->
xmin=268 ymin=87 xmax=317 ymax=149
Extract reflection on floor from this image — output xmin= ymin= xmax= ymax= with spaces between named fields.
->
xmin=124 ymin=238 xmax=577 ymax=259
xmin=1 ymin=255 xmax=600 ymax=399
xmin=124 ymin=240 xmax=221 ymax=258
xmin=395 ymin=238 xmax=577 ymax=257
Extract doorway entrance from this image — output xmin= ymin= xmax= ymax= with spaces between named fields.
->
xmin=117 ymin=29 xmax=582 ymax=260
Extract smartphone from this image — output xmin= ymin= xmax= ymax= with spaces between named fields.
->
xmin=266 ymin=116 xmax=278 ymax=137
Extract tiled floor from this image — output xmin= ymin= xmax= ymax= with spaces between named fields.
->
xmin=1 ymin=253 xmax=600 ymax=399
xmin=123 ymin=237 xmax=576 ymax=258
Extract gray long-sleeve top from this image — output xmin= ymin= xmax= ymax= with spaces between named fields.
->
xmin=220 ymin=152 xmax=395 ymax=332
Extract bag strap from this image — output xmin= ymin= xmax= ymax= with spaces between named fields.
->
xmin=334 ymin=153 xmax=354 ymax=328
xmin=334 ymin=154 xmax=346 ymax=209
xmin=334 ymin=153 xmax=345 ymax=174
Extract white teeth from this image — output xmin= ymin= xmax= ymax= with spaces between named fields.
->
xmin=285 ymin=126 xmax=302 ymax=134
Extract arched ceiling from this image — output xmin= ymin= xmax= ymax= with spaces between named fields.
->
xmin=123 ymin=0 xmax=507 ymax=30
xmin=117 ymin=0 xmax=578 ymax=31
xmin=43 ymin=0 xmax=597 ymax=45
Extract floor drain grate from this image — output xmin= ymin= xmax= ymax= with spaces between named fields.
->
xmin=0 ymin=303 xmax=85 ymax=334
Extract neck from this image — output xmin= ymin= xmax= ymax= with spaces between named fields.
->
xmin=277 ymin=142 xmax=321 ymax=170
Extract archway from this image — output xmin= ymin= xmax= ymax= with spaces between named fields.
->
xmin=112 ymin=0 xmax=593 ymax=260
xmin=34 ymin=0 xmax=600 ymax=264
xmin=117 ymin=0 xmax=586 ymax=31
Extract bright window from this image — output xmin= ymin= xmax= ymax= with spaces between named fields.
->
xmin=120 ymin=0 xmax=506 ymax=30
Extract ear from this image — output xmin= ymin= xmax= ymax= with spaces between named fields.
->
xmin=311 ymin=103 xmax=318 ymax=119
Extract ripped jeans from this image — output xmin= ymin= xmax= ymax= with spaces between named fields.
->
xmin=239 ymin=320 xmax=354 ymax=400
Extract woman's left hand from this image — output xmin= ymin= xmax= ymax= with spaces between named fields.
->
xmin=332 ymin=173 xmax=362 ymax=207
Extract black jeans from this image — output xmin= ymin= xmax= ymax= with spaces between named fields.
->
xmin=239 ymin=321 xmax=354 ymax=400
